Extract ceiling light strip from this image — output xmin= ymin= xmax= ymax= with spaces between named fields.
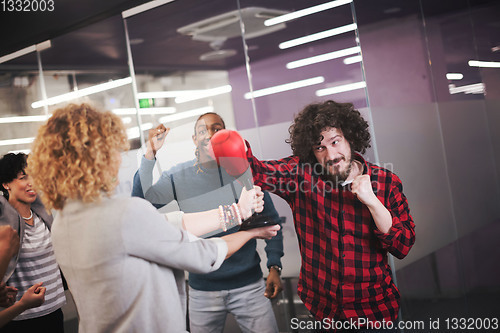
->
xmin=8 ymin=149 xmax=31 ymax=154
xmin=279 ymin=23 xmax=357 ymax=49
xmin=126 ymin=123 xmax=153 ymax=140
xmin=287 ymin=46 xmax=360 ymax=69
xmin=175 ymin=85 xmax=232 ymax=103
xmin=265 ymin=0 xmax=353 ymax=26
xmin=159 ymin=106 xmax=214 ymax=123
xmin=0 ymin=137 xmax=35 ymax=147
xmin=244 ymin=76 xmax=325 ymax=99
xmin=315 ymin=81 xmax=366 ymax=97
xmin=31 ymin=77 xmax=132 ymax=109
xmin=0 ymin=115 xmax=50 ymax=124
xmin=468 ymin=60 xmax=500 ymax=68
xmin=343 ymin=55 xmax=363 ymax=64
xmin=448 ymin=83 xmax=485 ymax=94
xmin=446 ymin=73 xmax=463 ymax=80
xmin=137 ymin=90 xmax=199 ymax=99
xmin=122 ymin=0 xmax=176 ymax=18
xmin=112 ymin=107 xmax=176 ymax=115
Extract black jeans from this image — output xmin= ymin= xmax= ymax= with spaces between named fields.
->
xmin=0 ymin=308 xmax=64 ymax=333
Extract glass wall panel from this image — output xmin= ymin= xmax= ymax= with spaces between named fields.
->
xmin=234 ymin=0 xmax=366 ymax=129
xmin=420 ymin=0 xmax=500 ymax=320
xmin=0 ymin=12 xmax=132 ymax=332
xmin=34 ymin=15 xmax=136 ymax=195
xmin=236 ymin=1 xmax=371 ymax=331
xmin=3 ymin=1 xmax=497 ymax=332
xmin=125 ymin=0 xmax=250 ymax=215
xmin=355 ymin=0 xmax=500 ymax=327
xmin=124 ymin=1 xmax=364 ymax=331
xmin=0 ymin=52 xmax=45 ymax=156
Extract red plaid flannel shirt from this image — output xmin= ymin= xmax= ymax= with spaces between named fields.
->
xmin=246 ymin=143 xmax=415 ymax=323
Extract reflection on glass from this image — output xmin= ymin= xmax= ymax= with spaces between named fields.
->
xmin=31 ymin=77 xmax=132 ymax=109
xmin=0 ymin=51 xmax=45 ymax=155
xmin=0 ymin=40 xmax=51 ymax=64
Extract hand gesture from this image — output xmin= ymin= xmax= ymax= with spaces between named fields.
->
xmin=238 ymin=186 xmax=264 ymax=220
xmin=18 ymin=282 xmax=46 ymax=310
xmin=351 ymin=174 xmax=377 ymax=206
xmin=247 ymin=224 xmax=280 ymax=240
xmin=0 ymin=282 xmax=17 ymax=307
xmin=145 ymin=124 xmax=170 ymax=159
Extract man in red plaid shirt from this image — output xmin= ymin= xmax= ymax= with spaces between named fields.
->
xmin=245 ymin=100 xmax=415 ymax=330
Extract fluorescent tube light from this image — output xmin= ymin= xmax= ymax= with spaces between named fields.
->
xmin=0 ymin=115 xmax=50 ymax=124
xmin=126 ymin=107 xmax=214 ymax=138
xmin=315 ymin=81 xmax=366 ymax=97
xmin=127 ymin=123 xmax=153 ymax=140
xmin=159 ymin=106 xmax=214 ymax=123
xmin=31 ymin=77 xmax=132 ymax=109
xmin=0 ymin=40 xmax=51 ymax=64
xmin=265 ymin=0 xmax=353 ymax=26
xmin=279 ymin=23 xmax=357 ymax=49
xmin=0 ymin=137 xmax=35 ymax=147
xmin=446 ymin=73 xmax=463 ymax=80
xmin=8 ymin=149 xmax=31 ymax=154
xmin=286 ymin=46 xmax=360 ymax=69
xmin=343 ymin=55 xmax=362 ymax=64
xmin=175 ymin=85 xmax=232 ymax=104
xmin=448 ymin=83 xmax=485 ymax=95
xmin=468 ymin=60 xmax=500 ymax=68
xmin=112 ymin=107 xmax=176 ymax=115
xmin=122 ymin=0 xmax=175 ymax=18
xmin=244 ymin=77 xmax=325 ymax=99
xmin=121 ymin=117 xmax=133 ymax=124
xmin=137 ymin=90 xmax=199 ymax=99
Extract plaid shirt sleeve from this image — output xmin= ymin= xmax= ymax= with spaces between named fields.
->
xmin=245 ymin=141 xmax=298 ymax=203
xmin=372 ymin=172 xmax=415 ymax=259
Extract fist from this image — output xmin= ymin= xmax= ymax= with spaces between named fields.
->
xmin=351 ymin=174 xmax=376 ymax=205
xmin=146 ymin=124 xmax=170 ymax=159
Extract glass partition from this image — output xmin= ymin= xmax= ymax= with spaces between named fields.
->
xmin=355 ymin=0 xmax=500 ymax=327
xmin=0 ymin=12 xmax=134 ymax=331
xmin=14 ymin=15 xmax=136 ymax=195
xmin=124 ymin=0 xmax=251 ymax=215
xmin=0 ymin=51 xmax=45 ymax=156
xmin=233 ymin=1 xmax=371 ymax=330
xmin=1 ymin=0 xmax=498 ymax=331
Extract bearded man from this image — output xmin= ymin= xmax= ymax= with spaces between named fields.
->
xmin=244 ymin=100 xmax=415 ymax=331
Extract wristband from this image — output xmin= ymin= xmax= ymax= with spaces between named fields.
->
xmin=269 ymin=265 xmax=282 ymax=276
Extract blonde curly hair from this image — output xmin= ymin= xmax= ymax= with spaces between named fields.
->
xmin=28 ymin=103 xmax=130 ymax=210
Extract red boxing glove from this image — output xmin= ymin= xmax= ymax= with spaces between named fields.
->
xmin=210 ymin=129 xmax=249 ymax=177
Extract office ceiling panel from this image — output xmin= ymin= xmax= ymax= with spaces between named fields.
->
xmin=0 ymin=0 xmax=498 ymax=74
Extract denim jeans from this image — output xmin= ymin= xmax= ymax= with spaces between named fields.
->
xmin=188 ymin=279 xmax=279 ymax=333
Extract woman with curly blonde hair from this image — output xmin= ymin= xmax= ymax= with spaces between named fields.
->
xmin=28 ymin=103 xmax=129 ymax=210
xmin=28 ymin=103 xmax=279 ymax=333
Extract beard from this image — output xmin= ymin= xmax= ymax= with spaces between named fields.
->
xmin=318 ymin=154 xmax=353 ymax=186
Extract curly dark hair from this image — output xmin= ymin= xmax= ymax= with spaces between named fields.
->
xmin=0 ymin=153 xmax=28 ymax=199
xmin=287 ymin=100 xmax=371 ymax=164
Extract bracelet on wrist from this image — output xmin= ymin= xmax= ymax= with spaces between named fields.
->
xmin=269 ymin=265 xmax=282 ymax=276
xmin=231 ymin=203 xmax=242 ymax=225
xmin=219 ymin=204 xmax=243 ymax=231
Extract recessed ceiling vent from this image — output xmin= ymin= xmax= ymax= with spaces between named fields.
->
xmin=177 ymin=7 xmax=288 ymax=43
